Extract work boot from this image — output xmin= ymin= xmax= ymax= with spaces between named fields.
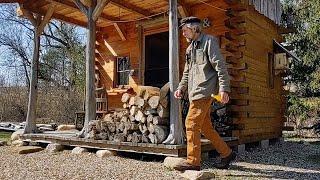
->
xmin=173 ymin=160 xmax=201 ymax=172
xmin=214 ymin=151 xmax=237 ymax=169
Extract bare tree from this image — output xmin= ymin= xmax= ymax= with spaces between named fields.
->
xmin=0 ymin=4 xmax=33 ymax=87
xmin=0 ymin=4 xmax=85 ymax=90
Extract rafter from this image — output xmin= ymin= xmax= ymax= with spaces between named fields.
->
xmin=110 ymin=0 xmax=152 ymax=17
xmin=113 ymin=23 xmax=126 ymax=41
xmin=22 ymin=4 xmax=88 ymax=28
xmin=177 ymin=6 xmax=188 ymax=18
xmin=47 ymin=0 xmax=119 ymax=22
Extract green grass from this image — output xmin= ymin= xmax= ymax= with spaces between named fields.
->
xmin=0 ymin=131 xmax=12 ymax=142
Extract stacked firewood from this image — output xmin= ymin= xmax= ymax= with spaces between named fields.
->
xmin=85 ymin=84 xmax=171 ymax=144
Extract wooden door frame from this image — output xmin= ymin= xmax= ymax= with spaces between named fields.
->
xmin=137 ymin=17 xmax=169 ymax=85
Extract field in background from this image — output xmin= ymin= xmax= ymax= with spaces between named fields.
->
xmin=0 ymin=131 xmax=11 ymax=142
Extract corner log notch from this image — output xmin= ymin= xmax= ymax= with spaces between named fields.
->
xmin=17 ymin=3 xmax=56 ymax=133
xmin=73 ymin=0 xmax=110 ymax=137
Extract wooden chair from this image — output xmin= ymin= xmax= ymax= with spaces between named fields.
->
xmin=75 ymin=87 xmax=108 ymax=130
xmin=95 ymin=87 xmax=108 ymax=118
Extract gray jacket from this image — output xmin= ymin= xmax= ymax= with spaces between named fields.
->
xmin=177 ymin=33 xmax=230 ymax=101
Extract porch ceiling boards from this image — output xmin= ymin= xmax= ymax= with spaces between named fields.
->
xmin=1 ymin=0 xmax=232 ymax=28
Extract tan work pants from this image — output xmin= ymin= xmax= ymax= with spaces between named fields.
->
xmin=186 ymin=97 xmax=232 ymax=166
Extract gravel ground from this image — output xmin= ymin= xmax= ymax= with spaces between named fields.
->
xmin=0 ymin=139 xmax=319 ymax=180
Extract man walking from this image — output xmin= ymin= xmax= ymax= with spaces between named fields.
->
xmin=174 ymin=16 xmax=236 ymax=171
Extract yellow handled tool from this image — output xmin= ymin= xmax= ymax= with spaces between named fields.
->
xmin=211 ymin=94 xmax=222 ymax=103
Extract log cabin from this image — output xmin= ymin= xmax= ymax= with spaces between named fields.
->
xmin=0 ymin=0 xmax=298 ymax=155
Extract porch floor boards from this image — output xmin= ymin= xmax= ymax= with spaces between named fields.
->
xmin=21 ymin=131 xmax=238 ymax=157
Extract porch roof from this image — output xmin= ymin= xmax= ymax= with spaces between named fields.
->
xmin=0 ymin=0 xmax=231 ymax=29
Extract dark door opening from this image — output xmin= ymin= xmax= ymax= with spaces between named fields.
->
xmin=144 ymin=31 xmax=169 ymax=88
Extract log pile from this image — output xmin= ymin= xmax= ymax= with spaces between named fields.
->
xmin=85 ymin=85 xmax=170 ymax=144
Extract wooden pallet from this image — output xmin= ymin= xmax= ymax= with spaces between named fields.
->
xmin=21 ymin=131 xmax=238 ymax=157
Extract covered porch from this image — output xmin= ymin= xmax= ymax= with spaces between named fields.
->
xmin=1 ymin=0 xmax=241 ymax=155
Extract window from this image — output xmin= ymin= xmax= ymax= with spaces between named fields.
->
xmin=116 ymin=56 xmax=130 ymax=86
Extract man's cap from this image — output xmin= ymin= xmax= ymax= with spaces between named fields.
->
xmin=179 ymin=16 xmax=201 ymax=29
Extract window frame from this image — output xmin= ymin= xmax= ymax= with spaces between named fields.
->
xmin=115 ymin=56 xmax=131 ymax=87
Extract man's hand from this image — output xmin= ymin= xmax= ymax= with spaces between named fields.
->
xmin=220 ymin=91 xmax=229 ymax=104
xmin=174 ymin=89 xmax=183 ymax=99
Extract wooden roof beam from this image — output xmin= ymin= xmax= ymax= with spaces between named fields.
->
xmin=96 ymin=34 xmax=118 ymax=56
xmin=37 ymin=3 xmax=56 ymax=35
xmin=110 ymin=0 xmax=152 ymax=17
xmin=177 ymin=5 xmax=189 ymax=18
xmin=113 ymin=23 xmax=126 ymax=41
xmin=22 ymin=4 xmax=88 ymax=28
xmin=48 ymin=0 xmax=119 ymax=22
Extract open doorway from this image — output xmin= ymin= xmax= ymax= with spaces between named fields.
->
xmin=144 ymin=31 xmax=169 ymax=88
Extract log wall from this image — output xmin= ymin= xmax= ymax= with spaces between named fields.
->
xmin=229 ymin=4 xmax=285 ymax=144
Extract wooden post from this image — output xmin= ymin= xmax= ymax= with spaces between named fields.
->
xmin=74 ymin=0 xmax=109 ymax=137
xmin=163 ymin=0 xmax=184 ymax=145
xmin=84 ymin=8 xmax=97 ymax=135
xmin=137 ymin=25 xmax=144 ymax=85
xmin=24 ymin=20 xmax=41 ymax=134
xmin=19 ymin=4 xmax=55 ymax=134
